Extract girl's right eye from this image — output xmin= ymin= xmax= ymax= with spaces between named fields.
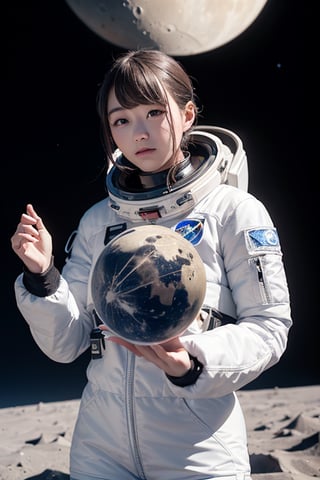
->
xmin=112 ymin=118 xmax=128 ymax=127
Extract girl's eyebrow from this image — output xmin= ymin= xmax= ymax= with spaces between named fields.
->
xmin=108 ymin=106 xmax=125 ymax=117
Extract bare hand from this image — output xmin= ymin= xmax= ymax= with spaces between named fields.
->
xmin=11 ymin=204 xmax=52 ymax=273
xmin=99 ymin=326 xmax=191 ymax=377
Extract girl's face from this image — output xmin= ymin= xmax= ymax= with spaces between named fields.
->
xmin=107 ymin=87 xmax=195 ymax=173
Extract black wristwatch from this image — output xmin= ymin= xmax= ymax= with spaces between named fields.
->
xmin=166 ymin=354 xmax=203 ymax=387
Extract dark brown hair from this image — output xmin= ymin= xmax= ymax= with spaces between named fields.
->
xmin=96 ymin=49 xmax=198 ymax=169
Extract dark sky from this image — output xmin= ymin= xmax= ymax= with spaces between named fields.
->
xmin=2 ymin=1 xmax=313 ymax=408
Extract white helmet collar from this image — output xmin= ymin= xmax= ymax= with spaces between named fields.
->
xmin=106 ymin=126 xmax=248 ymax=223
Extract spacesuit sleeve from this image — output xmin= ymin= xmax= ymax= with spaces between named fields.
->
xmin=169 ymin=194 xmax=292 ymax=398
xmin=13 ymin=211 xmax=95 ymax=363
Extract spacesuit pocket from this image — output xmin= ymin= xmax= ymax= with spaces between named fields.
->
xmin=249 ymin=254 xmax=289 ymax=305
xmin=182 ymin=395 xmax=236 ymax=434
xmin=248 ymin=256 xmax=269 ymax=304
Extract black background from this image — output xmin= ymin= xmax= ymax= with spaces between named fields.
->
xmin=2 ymin=1 xmax=314 ymax=408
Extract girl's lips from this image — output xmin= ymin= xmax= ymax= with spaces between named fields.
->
xmin=135 ymin=148 xmax=156 ymax=156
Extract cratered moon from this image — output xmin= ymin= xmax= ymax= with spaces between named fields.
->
xmin=65 ymin=0 xmax=268 ymax=56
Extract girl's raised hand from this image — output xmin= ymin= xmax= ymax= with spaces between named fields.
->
xmin=11 ymin=204 xmax=52 ymax=273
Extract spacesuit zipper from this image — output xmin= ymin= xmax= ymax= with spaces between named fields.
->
xmin=125 ymin=353 xmax=146 ymax=479
xmin=254 ymin=256 xmax=270 ymax=304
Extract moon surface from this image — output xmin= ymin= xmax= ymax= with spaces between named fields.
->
xmin=65 ymin=0 xmax=269 ymax=56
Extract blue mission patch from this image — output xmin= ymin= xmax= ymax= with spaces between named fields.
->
xmin=246 ymin=228 xmax=280 ymax=253
xmin=174 ymin=218 xmax=204 ymax=246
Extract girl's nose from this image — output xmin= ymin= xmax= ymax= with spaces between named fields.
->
xmin=134 ymin=123 xmax=149 ymax=142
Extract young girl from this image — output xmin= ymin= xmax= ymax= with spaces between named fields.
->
xmin=11 ymin=49 xmax=292 ymax=480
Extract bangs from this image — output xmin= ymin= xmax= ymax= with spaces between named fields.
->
xmin=97 ymin=49 xmax=197 ymax=165
xmin=113 ymin=61 xmax=167 ymax=109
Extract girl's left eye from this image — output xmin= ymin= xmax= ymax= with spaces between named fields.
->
xmin=147 ymin=109 xmax=164 ymax=118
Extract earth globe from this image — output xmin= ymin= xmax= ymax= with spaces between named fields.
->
xmin=91 ymin=225 xmax=206 ymax=344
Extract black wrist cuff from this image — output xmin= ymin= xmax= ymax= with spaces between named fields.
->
xmin=166 ymin=354 xmax=203 ymax=387
xmin=23 ymin=257 xmax=61 ymax=297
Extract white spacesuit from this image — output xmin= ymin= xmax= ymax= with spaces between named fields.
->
xmin=14 ymin=126 xmax=292 ymax=480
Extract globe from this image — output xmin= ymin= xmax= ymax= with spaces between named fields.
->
xmin=91 ymin=224 xmax=206 ymax=344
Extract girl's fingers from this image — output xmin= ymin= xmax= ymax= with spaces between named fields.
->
xmin=26 ymin=203 xmax=38 ymax=219
xmin=108 ymin=337 xmax=142 ymax=356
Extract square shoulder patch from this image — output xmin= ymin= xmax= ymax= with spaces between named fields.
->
xmin=245 ymin=228 xmax=281 ymax=254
